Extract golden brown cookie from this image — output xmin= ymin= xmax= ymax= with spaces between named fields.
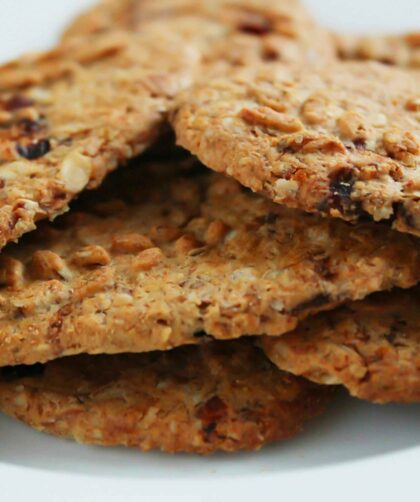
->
xmin=261 ymin=288 xmax=420 ymax=404
xmin=0 ymin=159 xmax=419 ymax=367
xmin=0 ymin=340 xmax=333 ymax=454
xmin=335 ymin=32 xmax=420 ymax=68
xmin=0 ymin=29 xmax=199 ymax=250
xmin=62 ymin=0 xmax=335 ymax=68
xmin=172 ymin=62 xmax=420 ymax=236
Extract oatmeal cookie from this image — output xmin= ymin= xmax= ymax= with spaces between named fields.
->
xmin=262 ymin=288 xmax=420 ymax=403
xmin=0 ymin=340 xmax=333 ymax=454
xmin=62 ymin=0 xmax=335 ymax=68
xmin=0 ymin=29 xmax=199 ymax=249
xmin=336 ymin=32 xmax=420 ymax=68
xmin=172 ymin=62 xmax=420 ymax=236
xmin=0 ymin=160 xmax=418 ymax=367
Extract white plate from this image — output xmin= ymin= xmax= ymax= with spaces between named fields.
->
xmin=0 ymin=1 xmax=419 ymax=501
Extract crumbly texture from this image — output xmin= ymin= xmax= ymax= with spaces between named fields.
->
xmin=0 ymin=160 xmax=419 ymax=367
xmin=261 ymin=288 xmax=420 ymax=404
xmin=172 ymin=62 xmax=420 ymax=236
xmin=62 ymin=0 xmax=335 ymax=68
xmin=0 ymin=340 xmax=333 ymax=454
xmin=335 ymin=32 xmax=420 ymax=68
xmin=0 ymin=29 xmax=199 ymax=250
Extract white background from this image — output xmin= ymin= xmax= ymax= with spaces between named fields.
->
xmin=0 ymin=1 xmax=419 ymax=501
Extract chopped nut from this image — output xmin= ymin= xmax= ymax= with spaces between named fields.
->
xmin=150 ymin=225 xmax=181 ymax=244
xmin=406 ymin=97 xmax=420 ymax=112
xmin=134 ymin=248 xmax=164 ymax=271
xmin=337 ymin=111 xmax=368 ymax=141
xmin=111 ymin=233 xmax=153 ymax=254
xmin=30 ymin=250 xmax=72 ymax=281
xmin=301 ymin=96 xmax=329 ymax=125
xmin=383 ymin=129 xmax=419 ymax=160
xmin=205 ymin=220 xmax=230 ymax=245
xmin=71 ymin=245 xmax=111 ymax=267
xmin=0 ymin=256 xmax=24 ymax=289
xmin=59 ymin=152 xmax=92 ymax=193
xmin=175 ymin=234 xmax=202 ymax=254
xmin=240 ymin=106 xmax=303 ymax=132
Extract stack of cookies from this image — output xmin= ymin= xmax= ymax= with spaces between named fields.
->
xmin=0 ymin=0 xmax=418 ymax=454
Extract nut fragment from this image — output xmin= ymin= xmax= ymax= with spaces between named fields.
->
xmin=71 ymin=245 xmax=111 ymax=267
xmin=383 ymin=129 xmax=419 ymax=161
xmin=134 ymin=248 xmax=164 ymax=271
xmin=111 ymin=233 xmax=153 ymax=254
xmin=337 ymin=111 xmax=368 ymax=141
xmin=406 ymin=97 xmax=420 ymax=112
xmin=0 ymin=256 xmax=24 ymax=289
xmin=205 ymin=220 xmax=230 ymax=245
xmin=175 ymin=234 xmax=202 ymax=254
xmin=59 ymin=152 xmax=92 ymax=193
xmin=150 ymin=225 xmax=181 ymax=244
xmin=240 ymin=106 xmax=303 ymax=132
xmin=301 ymin=96 xmax=329 ymax=125
xmin=30 ymin=250 xmax=72 ymax=281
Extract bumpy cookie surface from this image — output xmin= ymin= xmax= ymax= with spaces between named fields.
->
xmin=336 ymin=32 xmax=420 ymax=68
xmin=0 ymin=159 xmax=419 ymax=367
xmin=173 ymin=62 xmax=420 ymax=236
xmin=0 ymin=340 xmax=332 ymax=454
xmin=262 ymin=288 xmax=420 ymax=403
xmin=0 ymin=29 xmax=199 ymax=249
xmin=62 ymin=0 xmax=335 ymax=68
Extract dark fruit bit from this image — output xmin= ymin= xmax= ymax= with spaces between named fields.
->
xmin=1 ymin=363 xmax=45 ymax=381
xmin=196 ymin=396 xmax=228 ymax=423
xmin=16 ymin=138 xmax=51 ymax=160
xmin=4 ymin=94 xmax=34 ymax=111
xmin=238 ymin=14 xmax=273 ymax=35
xmin=19 ymin=118 xmax=42 ymax=134
xmin=292 ymin=293 xmax=332 ymax=314
xmin=203 ymin=422 xmax=217 ymax=435
xmin=329 ymin=168 xmax=354 ymax=213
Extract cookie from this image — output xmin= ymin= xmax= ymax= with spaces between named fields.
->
xmin=62 ymin=0 xmax=335 ymax=68
xmin=0 ymin=159 xmax=419 ymax=367
xmin=172 ymin=62 xmax=420 ymax=236
xmin=336 ymin=32 xmax=420 ymax=68
xmin=0 ymin=29 xmax=199 ymax=250
xmin=261 ymin=288 xmax=420 ymax=404
xmin=0 ymin=340 xmax=333 ymax=454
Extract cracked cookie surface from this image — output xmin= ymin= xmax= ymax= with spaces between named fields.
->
xmin=0 ymin=159 xmax=419 ymax=367
xmin=0 ymin=340 xmax=332 ymax=454
xmin=172 ymin=62 xmax=420 ymax=236
xmin=336 ymin=32 xmax=420 ymax=68
xmin=62 ymin=0 xmax=335 ymax=68
xmin=262 ymin=287 xmax=420 ymax=403
xmin=0 ymin=29 xmax=199 ymax=250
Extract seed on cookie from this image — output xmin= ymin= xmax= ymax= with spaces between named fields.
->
xmin=0 ymin=340 xmax=333 ymax=454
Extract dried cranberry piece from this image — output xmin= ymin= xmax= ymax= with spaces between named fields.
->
xmin=238 ymin=15 xmax=273 ymax=35
xmin=19 ymin=118 xmax=42 ymax=134
xmin=4 ymin=94 xmax=34 ymax=111
xmin=16 ymin=139 xmax=51 ymax=160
